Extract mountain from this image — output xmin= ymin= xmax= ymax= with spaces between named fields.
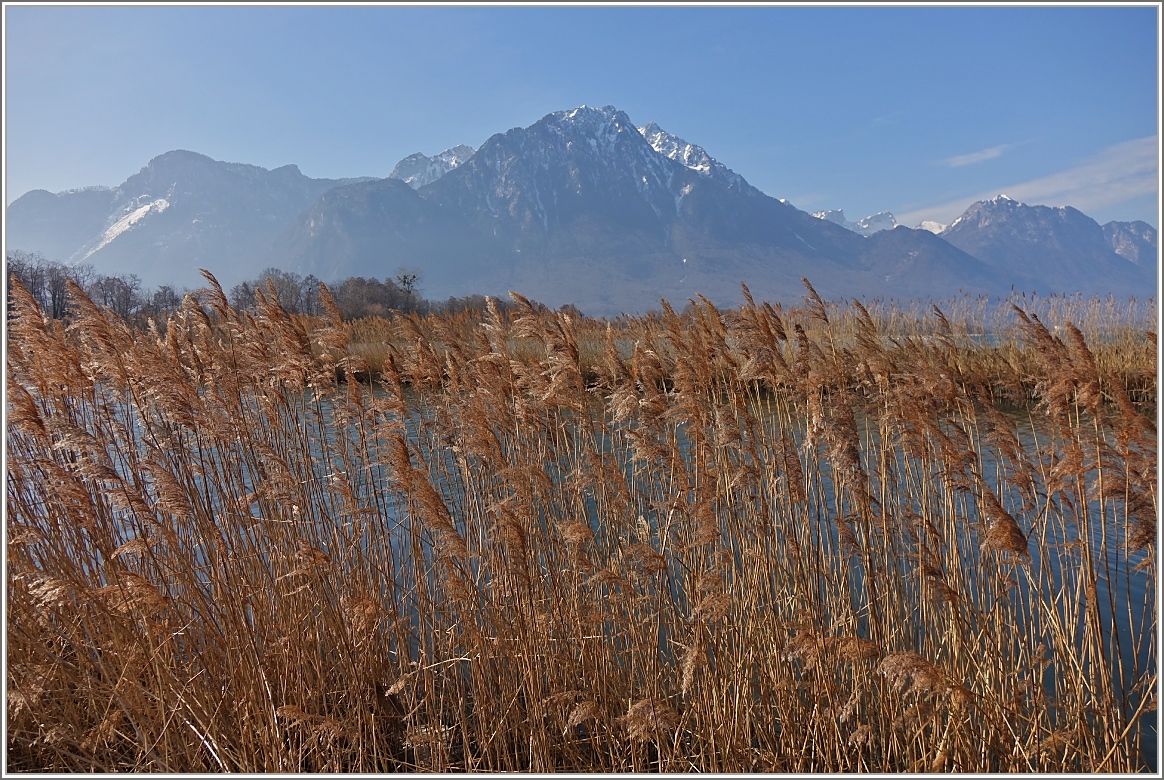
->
xmin=917 ymin=220 xmax=948 ymax=234
xmin=388 ymin=144 xmax=476 ymax=189
xmin=1103 ymin=220 xmax=1157 ymax=267
xmin=6 ymin=150 xmax=370 ymax=290
xmin=271 ymin=106 xmax=1006 ymax=313
xmin=939 ymin=195 xmax=1155 ymax=297
xmin=812 ymin=209 xmax=899 ymax=236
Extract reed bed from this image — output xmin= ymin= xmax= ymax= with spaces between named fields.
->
xmin=5 ymin=273 xmax=1157 ymax=772
xmin=342 ymin=290 xmax=1157 ymax=408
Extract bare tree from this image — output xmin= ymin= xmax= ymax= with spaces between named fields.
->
xmin=7 ymin=250 xmax=49 ymax=313
xmin=7 ymin=250 xmax=96 ymax=319
xmin=229 ymin=280 xmax=257 ymax=312
xmin=395 ymin=267 xmax=421 ymax=297
xmin=143 ymin=285 xmax=183 ymax=318
xmin=90 ymin=273 xmax=141 ymax=318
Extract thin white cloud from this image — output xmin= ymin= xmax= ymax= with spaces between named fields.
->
xmin=899 ymin=136 xmax=1158 ymax=228
xmin=786 ymin=193 xmax=828 ymax=208
xmin=869 ymin=112 xmax=901 ymax=128
xmin=942 ymin=143 xmax=1014 ymax=168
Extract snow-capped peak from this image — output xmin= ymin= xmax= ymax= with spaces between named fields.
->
xmin=812 ymin=208 xmax=897 ymax=236
xmin=917 ymin=220 xmax=947 ymax=234
xmin=812 ymin=208 xmax=848 ymax=224
xmin=637 ymin=121 xmax=748 ymax=190
xmin=856 ymin=211 xmax=897 ymax=233
xmin=560 ymin=104 xmax=624 ymax=123
xmin=389 ymin=144 xmax=476 ymax=189
xmin=638 ymin=122 xmax=713 ymax=176
xmin=545 ymin=105 xmax=629 ymax=136
xmin=531 ymin=105 xmax=645 ymax=164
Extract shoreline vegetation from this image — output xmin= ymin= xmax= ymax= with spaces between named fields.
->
xmin=6 ymin=270 xmax=1157 ymax=772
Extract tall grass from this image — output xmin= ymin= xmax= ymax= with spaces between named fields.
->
xmin=6 ymin=273 xmax=1156 ymax=771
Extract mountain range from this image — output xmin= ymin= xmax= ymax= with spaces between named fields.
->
xmin=6 ymin=105 xmax=1157 ymax=315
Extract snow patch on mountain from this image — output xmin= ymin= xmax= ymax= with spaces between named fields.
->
xmin=80 ymin=198 xmax=170 ymax=261
xmin=917 ymin=220 xmax=948 ymax=234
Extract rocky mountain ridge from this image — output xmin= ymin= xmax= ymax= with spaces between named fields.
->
xmin=388 ymin=144 xmax=476 ymax=189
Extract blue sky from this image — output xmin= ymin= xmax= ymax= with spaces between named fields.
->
xmin=4 ymin=5 xmax=1160 ymax=227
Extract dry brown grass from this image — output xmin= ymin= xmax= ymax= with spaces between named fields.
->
xmin=6 ymin=272 xmax=1156 ymax=772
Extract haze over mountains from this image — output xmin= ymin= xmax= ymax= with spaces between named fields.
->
xmin=7 ymin=105 xmax=1156 ymax=315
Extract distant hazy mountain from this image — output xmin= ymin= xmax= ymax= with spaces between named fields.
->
xmin=857 ymin=224 xmax=1019 ymax=298
xmin=939 ymin=195 xmax=1154 ymax=297
xmin=812 ymin=209 xmax=899 ymax=236
xmin=6 ymin=150 xmax=370 ymax=289
xmin=388 ymin=144 xmax=476 ymax=189
xmin=6 ymin=107 xmax=1157 ymax=314
xmin=7 ymin=186 xmax=117 ymax=264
